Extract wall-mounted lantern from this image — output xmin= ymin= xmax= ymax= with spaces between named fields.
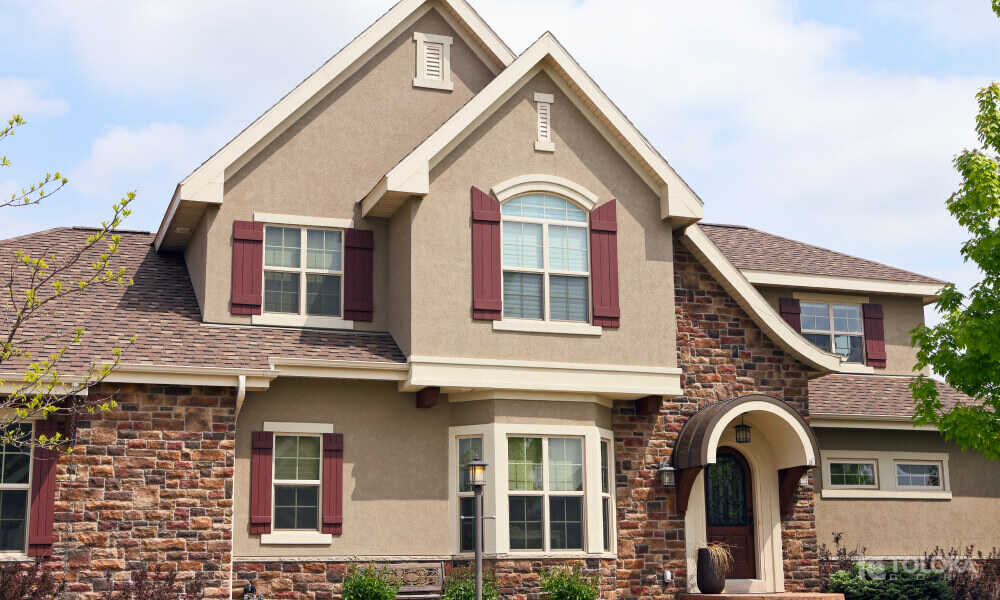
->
xmin=735 ymin=415 xmax=751 ymax=444
xmin=658 ymin=462 xmax=676 ymax=488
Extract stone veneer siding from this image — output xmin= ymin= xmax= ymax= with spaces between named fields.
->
xmin=608 ymin=241 xmax=821 ymax=597
xmin=50 ymin=383 xmax=235 ymax=598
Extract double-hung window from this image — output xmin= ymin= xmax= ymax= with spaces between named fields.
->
xmin=273 ymin=434 xmax=321 ymax=531
xmin=457 ymin=437 xmax=483 ymax=552
xmin=263 ymin=226 xmax=343 ymax=318
xmin=800 ymin=302 xmax=864 ymax=363
xmin=0 ymin=424 xmax=30 ymax=552
xmin=507 ymin=436 xmax=584 ymax=551
xmin=600 ymin=440 xmax=613 ymax=551
xmin=501 ymin=195 xmax=589 ymax=323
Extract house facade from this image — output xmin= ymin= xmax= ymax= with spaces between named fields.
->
xmin=2 ymin=1 xmax=996 ymax=598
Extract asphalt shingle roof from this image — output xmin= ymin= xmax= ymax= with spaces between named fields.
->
xmin=701 ymin=224 xmax=945 ymax=285
xmin=0 ymin=228 xmax=405 ymax=377
xmin=809 ymin=374 xmax=969 ymax=418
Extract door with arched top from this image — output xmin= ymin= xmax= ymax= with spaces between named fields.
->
xmin=704 ymin=447 xmax=756 ymax=579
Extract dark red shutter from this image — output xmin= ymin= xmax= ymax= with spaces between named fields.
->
xmin=344 ymin=229 xmax=374 ymax=322
xmin=863 ymin=303 xmax=887 ymax=368
xmin=322 ymin=433 xmax=344 ymax=535
xmin=232 ymin=221 xmax=264 ymax=315
xmin=471 ymin=186 xmax=502 ymax=320
xmin=27 ymin=419 xmax=59 ymax=557
xmin=779 ymin=298 xmax=802 ymax=332
xmin=249 ymin=431 xmax=273 ymax=535
xmin=590 ymin=199 xmax=620 ymax=328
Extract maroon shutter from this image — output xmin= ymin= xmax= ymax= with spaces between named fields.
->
xmin=322 ymin=433 xmax=344 ymax=535
xmin=471 ymin=186 xmax=502 ymax=320
xmin=232 ymin=221 xmax=264 ymax=315
xmin=344 ymin=229 xmax=374 ymax=322
xmin=863 ymin=303 xmax=887 ymax=368
xmin=590 ymin=199 xmax=620 ymax=328
xmin=27 ymin=420 xmax=59 ymax=557
xmin=249 ymin=431 xmax=273 ymax=535
xmin=779 ymin=298 xmax=801 ymax=332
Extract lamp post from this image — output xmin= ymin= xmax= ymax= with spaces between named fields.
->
xmin=467 ymin=457 xmax=488 ymax=600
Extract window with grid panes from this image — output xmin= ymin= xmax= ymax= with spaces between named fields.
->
xmin=507 ymin=436 xmax=584 ymax=551
xmin=0 ymin=424 xmax=30 ymax=551
xmin=457 ymin=437 xmax=483 ymax=552
xmin=272 ymin=435 xmax=321 ymax=530
xmin=800 ymin=302 xmax=865 ymax=363
xmin=263 ymin=226 xmax=343 ymax=317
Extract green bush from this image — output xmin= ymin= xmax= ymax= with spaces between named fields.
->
xmin=540 ymin=567 xmax=600 ymax=600
xmin=342 ymin=563 xmax=401 ymax=600
xmin=442 ymin=568 xmax=499 ymax=600
xmin=827 ymin=562 xmax=952 ymax=600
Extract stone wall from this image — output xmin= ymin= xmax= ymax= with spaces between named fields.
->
xmin=52 ymin=383 xmax=236 ymax=598
xmin=609 ymin=241 xmax=821 ymax=598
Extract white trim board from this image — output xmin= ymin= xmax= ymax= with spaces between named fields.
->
xmin=743 ymin=270 xmax=945 ymax=302
xmin=810 ymin=415 xmax=936 ymax=431
xmin=155 ymin=0 xmax=516 ymax=251
xmin=491 ymin=174 xmax=599 ymax=210
xmin=362 ymin=32 xmax=702 ymax=223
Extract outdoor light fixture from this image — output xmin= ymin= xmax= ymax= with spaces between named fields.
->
xmin=735 ymin=415 xmax=751 ymax=444
xmin=466 ymin=456 xmax=488 ymax=600
xmin=467 ymin=458 xmax=488 ymax=488
xmin=658 ymin=462 xmax=676 ymax=488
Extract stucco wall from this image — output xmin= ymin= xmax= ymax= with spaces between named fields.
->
xmin=814 ymin=428 xmax=1000 ymax=555
xmin=408 ymin=70 xmax=677 ymax=367
xmin=388 ymin=200 xmax=415 ymax=356
xmin=192 ymin=7 xmax=495 ymax=328
xmin=450 ymin=397 xmax=612 ymax=428
xmin=758 ymin=287 xmax=926 ymax=375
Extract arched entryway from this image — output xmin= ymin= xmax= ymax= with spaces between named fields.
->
xmin=672 ymin=394 xmax=819 ymax=593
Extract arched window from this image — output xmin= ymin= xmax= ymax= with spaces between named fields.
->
xmin=501 ymin=194 xmax=589 ymax=322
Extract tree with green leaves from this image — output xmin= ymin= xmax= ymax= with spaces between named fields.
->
xmin=0 ymin=114 xmax=135 ymax=452
xmin=910 ymin=2 xmax=1000 ymax=459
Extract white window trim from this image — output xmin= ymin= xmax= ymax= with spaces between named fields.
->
xmin=800 ymin=301 xmax=865 ymax=363
xmin=254 ymin=224 xmax=354 ymax=330
xmin=492 ymin=319 xmax=601 ymax=336
xmin=254 ymin=212 xmax=353 ymax=229
xmin=448 ymin=423 xmax=615 ymax=559
xmin=413 ymin=32 xmax=453 ymax=91
xmin=793 ymin=291 xmax=870 ymax=305
xmin=820 ymin=450 xmax=951 ymax=500
xmin=534 ymin=93 xmax=555 ymax=152
xmin=894 ymin=458 xmax=946 ymax=491
xmin=0 ymin=422 xmax=32 ymax=555
xmin=263 ymin=422 xmax=335 ymax=434
xmin=825 ymin=458 xmax=879 ymax=490
xmin=499 ymin=197 xmax=592 ymax=327
xmin=491 ymin=174 xmax=599 ymax=211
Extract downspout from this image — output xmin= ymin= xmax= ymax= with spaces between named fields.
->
xmin=229 ymin=374 xmax=247 ymax=597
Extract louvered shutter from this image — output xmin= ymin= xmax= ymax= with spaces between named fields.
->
xmin=249 ymin=431 xmax=273 ymax=535
xmin=779 ymin=298 xmax=802 ymax=333
xmin=590 ymin=200 xmax=620 ymax=328
xmin=232 ymin=221 xmax=264 ymax=315
xmin=862 ymin=303 xmax=887 ymax=368
xmin=27 ymin=419 xmax=59 ymax=557
xmin=424 ymin=42 xmax=444 ymax=81
xmin=344 ymin=229 xmax=374 ymax=322
xmin=471 ymin=187 xmax=502 ymax=321
xmin=322 ymin=433 xmax=344 ymax=535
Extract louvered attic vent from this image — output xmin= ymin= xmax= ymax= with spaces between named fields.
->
xmin=413 ymin=32 xmax=454 ymax=91
xmin=534 ymin=92 xmax=555 ymax=152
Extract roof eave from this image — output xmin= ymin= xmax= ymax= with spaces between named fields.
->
xmin=741 ymin=269 xmax=947 ymax=304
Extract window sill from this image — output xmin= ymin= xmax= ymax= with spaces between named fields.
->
xmin=821 ymin=489 xmax=952 ymax=500
xmin=252 ymin=313 xmax=354 ymax=330
xmin=413 ymin=77 xmax=453 ymax=91
xmin=492 ymin=319 xmax=602 ymax=336
xmin=534 ymin=140 xmax=555 ymax=152
xmin=260 ymin=531 xmax=333 ymax=545
xmin=0 ymin=553 xmax=29 ymax=562
xmin=453 ymin=551 xmax=616 ymax=560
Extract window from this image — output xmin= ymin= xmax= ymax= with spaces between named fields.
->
xmin=272 ymin=435 xmax=321 ymax=531
xmin=0 ymin=424 xmax=30 ymax=552
xmin=801 ymin=302 xmax=864 ymax=362
xmin=896 ymin=462 xmax=942 ymax=489
xmin=534 ymin=93 xmax=555 ymax=152
xmin=507 ymin=436 xmax=584 ymax=551
xmin=263 ymin=226 xmax=343 ymax=318
xmin=828 ymin=461 xmax=877 ymax=488
xmin=413 ymin=32 xmax=453 ymax=91
xmin=501 ymin=195 xmax=589 ymax=323
xmin=458 ymin=437 xmax=483 ymax=553
xmin=600 ymin=440 xmax=613 ymax=552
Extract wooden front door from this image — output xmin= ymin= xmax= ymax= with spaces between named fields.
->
xmin=705 ymin=447 xmax=756 ymax=579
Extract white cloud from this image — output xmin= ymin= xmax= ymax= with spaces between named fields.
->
xmin=872 ymin=0 xmax=1000 ymax=48
xmin=0 ymin=78 xmax=68 ymax=120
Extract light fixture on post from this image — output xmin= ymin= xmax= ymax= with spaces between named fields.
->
xmin=466 ymin=456 xmax=488 ymax=600
xmin=658 ymin=462 xmax=676 ymax=488
xmin=735 ymin=415 xmax=751 ymax=444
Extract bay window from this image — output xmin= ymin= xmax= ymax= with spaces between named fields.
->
xmin=263 ymin=226 xmax=343 ymax=318
xmin=800 ymin=302 xmax=864 ymax=363
xmin=457 ymin=437 xmax=483 ymax=552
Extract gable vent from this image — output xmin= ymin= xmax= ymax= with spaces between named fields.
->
xmin=534 ymin=92 xmax=555 ymax=152
xmin=413 ymin=32 xmax=454 ymax=91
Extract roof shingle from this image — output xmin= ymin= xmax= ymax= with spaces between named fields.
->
xmin=701 ymin=224 xmax=945 ymax=285
xmin=0 ymin=228 xmax=405 ymax=377
xmin=809 ymin=373 xmax=968 ymax=418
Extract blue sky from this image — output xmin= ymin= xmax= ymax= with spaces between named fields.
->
xmin=2 ymin=0 xmax=999 ymax=326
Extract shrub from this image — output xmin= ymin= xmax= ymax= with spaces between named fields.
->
xmin=0 ymin=562 xmax=63 ymax=600
xmin=540 ymin=567 xmax=600 ymax=600
xmin=342 ymin=563 xmax=401 ymax=600
xmin=924 ymin=546 xmax=1000 ymax=600
xmin=101 ymin=569 xmax=206 ymax=599
xmin=442 ymin=568 xmax=499 ymax=600
xmin=827 ymin=562 xmax=952 ymax=600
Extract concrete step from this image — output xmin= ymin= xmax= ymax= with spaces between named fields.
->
xmin=679 ymin=594 xmax=844 ymax=600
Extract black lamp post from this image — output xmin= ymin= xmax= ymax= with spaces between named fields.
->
xmin=467 ymin=457 xmax=488 ymax=600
